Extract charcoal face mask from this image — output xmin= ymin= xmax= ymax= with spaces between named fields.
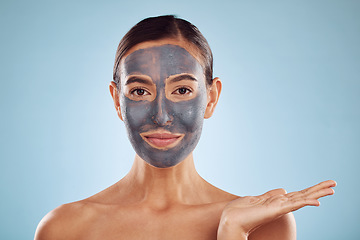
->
xmin=119 ymin=44 xmax=207 ymax=168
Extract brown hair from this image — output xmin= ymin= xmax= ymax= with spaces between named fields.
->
xmin=113 ymin=15 xmax=213 ymax=88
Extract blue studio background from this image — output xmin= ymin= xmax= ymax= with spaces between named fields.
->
xmin=1 ymin=0 xmax=359 ymax=239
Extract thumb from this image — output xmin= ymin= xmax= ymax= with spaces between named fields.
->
xmin=260 ymin=188 xmax=287 ymax=198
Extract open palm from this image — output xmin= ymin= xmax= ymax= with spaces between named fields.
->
xmin=219 ymin=180 xmax=336 ymax=237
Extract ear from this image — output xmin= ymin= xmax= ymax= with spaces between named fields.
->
xmin=204 ymin=77 xmax=222 ymax=119
xmin=109 ymin=81 xmax=123 ymax=121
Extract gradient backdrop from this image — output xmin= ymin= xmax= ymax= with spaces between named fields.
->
xmin=1 ymin=0 xmax=359 ymax=239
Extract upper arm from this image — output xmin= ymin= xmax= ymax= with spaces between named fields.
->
xmin=34 ymin=203 xmax=85 ymax=240
xmin=35 ymin=205 xmax=66 ymax=240
xmin=248 ymin=213 xmax=296 ymax=240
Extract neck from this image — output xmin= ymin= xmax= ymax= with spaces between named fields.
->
xmin=120 ymin=153 xmax=210 ymax=209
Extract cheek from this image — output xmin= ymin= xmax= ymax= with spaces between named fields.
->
xmin=120 ymin=90 xmax=207 ymax=133
xmin=172 ymin=96 xmax=207 ymax=132
xmin=121 ymin=97 xmax=152 ymax=130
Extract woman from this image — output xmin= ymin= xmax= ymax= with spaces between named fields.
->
xmin=35 ymin=15 xmax=336 ymax=240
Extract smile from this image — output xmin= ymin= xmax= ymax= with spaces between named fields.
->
xmin=140 ymin=130 xmax=184 ymax=150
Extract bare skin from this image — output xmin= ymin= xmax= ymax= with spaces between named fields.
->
xmin=217 ymin=180 xmax=336 ymax=239
xmin=35 ymin=154 xmax=300 ymax=240
xmin=35 ymin=38 xmax=335 ymax=240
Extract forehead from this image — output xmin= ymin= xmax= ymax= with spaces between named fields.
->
xmin=122 ymin=44 xmax=204 ymax=78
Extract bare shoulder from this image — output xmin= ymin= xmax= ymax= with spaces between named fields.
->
xmin=249 ymin=213 xmax=296 ymax=240
xmin=34 ymin=201 xmax=96 ymax=240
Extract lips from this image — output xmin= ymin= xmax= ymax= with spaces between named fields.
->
xmin=141 ymin=131 xmax=184 ymax=149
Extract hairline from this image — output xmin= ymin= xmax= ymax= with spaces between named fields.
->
xmin=115 ymin=38 xmax=210 ymax=90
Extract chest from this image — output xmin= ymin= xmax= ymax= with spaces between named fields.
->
xmin=81 ymin=205 xmax=222 ymax=240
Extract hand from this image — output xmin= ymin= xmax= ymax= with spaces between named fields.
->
xmin=217 ymin=180 xmax=336 ymax=239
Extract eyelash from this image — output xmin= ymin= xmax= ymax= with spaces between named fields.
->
xmin=172 ymin=86 xmax=192 ymax=95
xmin=129 ymin=86 xmax=192 ymax=98
xmin=130 ymin=87 xmax=150 ymax=96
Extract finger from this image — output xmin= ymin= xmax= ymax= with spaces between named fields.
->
xmin=274 ymin=197 xmax=321 ymax=216
xmin=287 ymin=198 xmax=321 ymax=212
xmin=305 ymin=187 xmax=335 ymax=200
xmin=261 ymin=188 xmax=287 ymax=198
xmin=288 ymin=188 xmax=334 ymax=208
xmin=272 ymin=181 xmax=336 ymax=216
xmin=286 ymin=180 xmax=336 ymax=198
xmin=304 ymin=180 xmax=337 ymax=194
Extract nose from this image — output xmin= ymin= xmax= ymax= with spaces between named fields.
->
xmin=152 ymin=93 xmax=173 ymax=126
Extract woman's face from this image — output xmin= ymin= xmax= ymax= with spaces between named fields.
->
xmin=117 ymin=40 xmax=209 ymax=168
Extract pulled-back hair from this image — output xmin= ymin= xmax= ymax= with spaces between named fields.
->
xmin=113 ymin=15 xmax=213 ymax=87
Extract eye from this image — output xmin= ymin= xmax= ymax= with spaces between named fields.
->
xmin=131 ymin=88 xmax=150 ymax=96
xmin=173 ymin=87 xmax=192 ymax=95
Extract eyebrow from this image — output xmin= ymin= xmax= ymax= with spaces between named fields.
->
xmin=125 ymin=76 xmax=153 ymax=85
xmin=168 ymin=74 xmax=197 ymax=83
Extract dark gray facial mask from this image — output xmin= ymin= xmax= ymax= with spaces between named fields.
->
xmin=119 ymin=45 xmax=207 ymax=168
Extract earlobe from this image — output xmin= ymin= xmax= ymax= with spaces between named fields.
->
xmin=204 ymin=77 xmax=222 ymax=119
xmin=109 ymin=81 xmax=123 ymax=121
